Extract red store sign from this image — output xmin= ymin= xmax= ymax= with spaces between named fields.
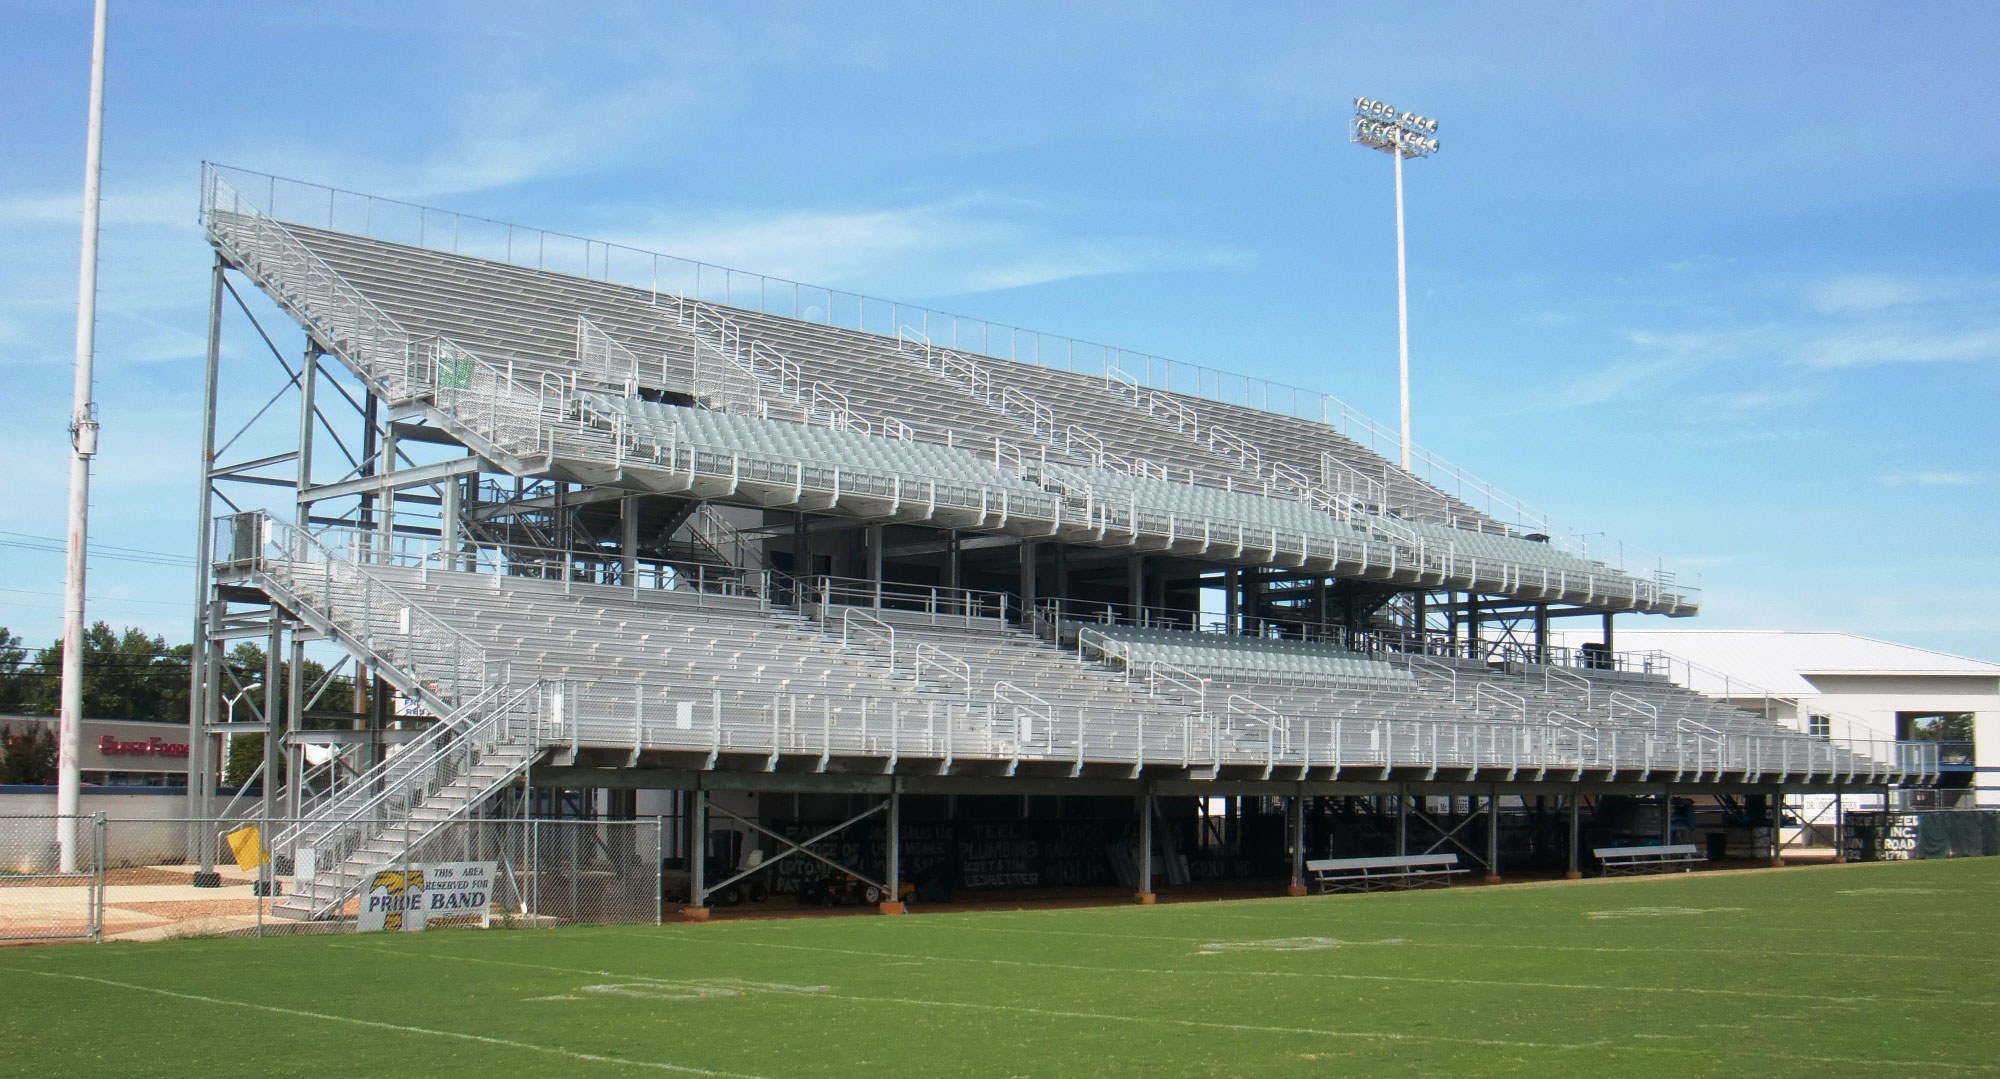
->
xmin=98 ymin=735 xmax=189 ymax=759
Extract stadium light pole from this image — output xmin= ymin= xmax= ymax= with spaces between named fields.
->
xmin=57 ymin=0 xmax=110 ymax=873
xmin=1350 ymin=97 xmax=1439 ymax=473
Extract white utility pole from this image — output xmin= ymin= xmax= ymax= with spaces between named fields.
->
xmin=59 ymin=0 xmax=110 ymax=873
xmin=1351 ymin=96 xmax=1439 ymax=473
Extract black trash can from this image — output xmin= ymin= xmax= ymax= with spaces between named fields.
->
xmin=1705 ymin=832 xmax=1727 ymax=861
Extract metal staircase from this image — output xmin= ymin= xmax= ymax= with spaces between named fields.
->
xmin=213 ymin=512 xmax=546 ymax=919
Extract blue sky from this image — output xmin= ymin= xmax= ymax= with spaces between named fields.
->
xmin=2 ymin=1 xmax=1996 ymax=662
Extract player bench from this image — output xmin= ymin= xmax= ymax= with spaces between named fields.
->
xmin=1593 ymin=844 xmax=1704 ymax=876
xmin=1304 ymin=853 xmax=1466 ymax=894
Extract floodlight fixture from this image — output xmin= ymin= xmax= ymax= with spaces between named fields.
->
xmin=1349 ymin=96 xmax=1442 ymax=472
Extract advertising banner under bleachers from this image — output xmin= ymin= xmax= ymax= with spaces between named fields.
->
xmin=357 ymin=861 xmax=496 ymax=931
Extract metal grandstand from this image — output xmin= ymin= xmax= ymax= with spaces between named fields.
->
xmin=185 ymin=163 xmax=1939 ymax=915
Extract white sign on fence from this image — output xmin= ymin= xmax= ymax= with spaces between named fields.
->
xmin=356 ymin=861 xmax=496 ymax=932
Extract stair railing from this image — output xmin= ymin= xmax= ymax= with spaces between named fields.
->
xmin=1543 ymin=664 xmax=1593 ymax=709
xmin=1471 ymin=682 xmax=1528 ymax=723
xmin=281 ymin=681 xmax=546 ymax=918
xmin=577 ymin=315 xmax=643 ymax=394
xmin=993 ymin=681 xmax=1054 ymax=748
xmin=225 ymin=513 xmax=490 ymax=716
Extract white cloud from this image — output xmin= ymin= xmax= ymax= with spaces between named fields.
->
xmin=1794 ymin=326 xmax=2000 ymax=369
xmin=1806 ymin=274 xmax=1929 ymax=314
xmin=1875 ymin=470 xmax=1987 ymax=488
xmin=611 ymin=197 xmax=1249 ymax=299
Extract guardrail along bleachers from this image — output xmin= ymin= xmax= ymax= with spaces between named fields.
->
xmin=1400 ymin=520 xmax=1608 ymax=579
xmin=859 ymin=608 xmax=1199 ymax=720
xmin=1146 ymin=391 xmax=1475 ymax=528
xmin=288 ymin=224 xmax=697 ymax=394
xmin=673 ymin=306 xmax=1062 ymax=455
xmin=1078 ymin=623 xmax=1413 ymax=690
xmin=313 ymin=562 xmax=932 ymax=713
xmin=1045 ymin=466 xmax=1372 ymax=544
xmin=581 ymin=394 xmax=1058 ymax=504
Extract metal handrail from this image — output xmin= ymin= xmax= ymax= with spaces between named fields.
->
xmin=992 ymin=680 xmax=1054 ymax=746
xmin=810 ymin=574 xmax=1012 ymax=624
xmin=1404 ymin=654 xmax=1460 ymax=701
xmin=914 ymin=643 xmax=973 ymax=700
xmin=1225 ymin=694 xmax=1289 ymax=757
xmin=1544 ymin=664 xmax=1593 ymax=708
xmin=1472 ymin=682 xmax=1528 ymax=722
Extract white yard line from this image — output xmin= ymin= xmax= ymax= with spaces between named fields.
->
xmin=342 ymin=943 xmax=1999 ymax=1073
xmin=2 ymin=968 xmax=767 ymax=1078
xmin=891 ymin=919 xmax=1985 ymax=964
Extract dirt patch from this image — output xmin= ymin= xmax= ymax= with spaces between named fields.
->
xmin=115 ymin=899 xmax=260 ymax=920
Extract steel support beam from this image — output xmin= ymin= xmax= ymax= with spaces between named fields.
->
xmin=1483 ymin=785 xmax=1501 ymax=882
xmin=1136 ymin=788 xmax=1155 ymax=903
xmin=882 ymin=780 xmax=904 ymax=914
xmin=1566 ymin=788 xmax=1583 ymax=879
xmin=687 ymin=787 xmax=707 ymax=917
xmin=1288 ymin=789 xmax=1308 ymax=896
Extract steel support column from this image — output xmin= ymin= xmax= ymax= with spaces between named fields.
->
xmin=285 ymin=634 xmax=306 ymax=822
xmin=1483 ymin=785 xmax=1501 ymax=883
xmin=1397 ymin=783 xmax=1409 ymax=856
xmin=881 ymin=780 xmax=904 ymax=914
xmin=686 ymin=787 xmax=708 ymax=919
xmin=1768 ymin=786 xmax=1785 ymax=866
xmin=1659 ymin=784 xmax=1673 ymax=845
xmin=620 ymin=495 xmax=639 ymax=584
xmin=1566 ymin=788 xmax=1583 ymax=879
xmin=1019 ymin=540 xmax=1037 ymax=613
xmin=1287 ymin=790 xmax=1308 ymax=896
xmin=1833 ymin=792 xmax=1847 ymax=863
xmin=186 ymin=258 xmax=224 ymax=830
xmin=1136 ymin=789 xmax=1155 ymax=903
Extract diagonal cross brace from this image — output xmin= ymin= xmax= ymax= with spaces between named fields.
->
xmin=700 ymin=798 xmax=888 ymax=900
xmin=1407 ymin=800 xmax=1490 ymax=871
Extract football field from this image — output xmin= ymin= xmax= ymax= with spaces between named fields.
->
xmin=3 ymin=858 xmax=1995 ymax=1077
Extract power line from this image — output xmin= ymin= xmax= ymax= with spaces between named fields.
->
xmin=0 ymin=587 xmax=187 ymax=608
xmin=0 ymin=531 xmax=194 ymax=568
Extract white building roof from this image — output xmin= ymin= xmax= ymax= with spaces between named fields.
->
xmin=1550 ymin=629 xmax=2000 ymax=698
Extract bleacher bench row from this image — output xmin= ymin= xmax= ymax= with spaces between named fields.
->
xmin=1304 ymin=843 xmax=1704 ymax=893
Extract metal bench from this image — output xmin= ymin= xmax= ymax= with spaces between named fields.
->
xmin=1305 ymin=853 xmax=1466 ymax=894
xmin=1593 ymin=843 xmax=1704 ymax=876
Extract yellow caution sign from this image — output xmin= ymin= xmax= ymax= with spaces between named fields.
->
xmin=225 ymin=824 xmax=268 ymax=871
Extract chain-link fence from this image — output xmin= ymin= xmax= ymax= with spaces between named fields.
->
xmin=0 ymin=815 xmax=662 ymax=942
xmin=0 ymin=815 xmax=106 ymax=943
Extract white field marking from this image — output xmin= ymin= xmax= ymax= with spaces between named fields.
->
xmin=341 ymin=946 xmax=1608 ymax=1053
xmin=1157 ymin=907 xmax=1974 ymax=938
xmin=548 ymin=981 xmax=828 ymax=1004
xmin=1585 ymin=906 xmax=1749 ymax=921
xmin=1 ymin=968 xmax=765 ymax=1078
xmin=1195 ymin=937 xmax=1407 ymax=955
xmin=642 ymin=933 xmax=1982 ymax=1007
xmin=897 ymin=919 xmax=1984 ymax=965
xmin=375 ymin=946 xmax=2000 ymax=1074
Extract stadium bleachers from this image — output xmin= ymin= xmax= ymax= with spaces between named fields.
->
xmin=193 ymin=165 xmax=1936 ymax=909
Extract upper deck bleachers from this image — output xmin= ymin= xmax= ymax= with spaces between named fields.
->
xmin=282 ymin=224 xmax=1500 ymax=533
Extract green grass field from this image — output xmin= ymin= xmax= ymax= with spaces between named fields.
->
xmin=3 ymin=858 xmax=1996 ymax=1077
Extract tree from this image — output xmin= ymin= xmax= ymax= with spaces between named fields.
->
xmin=0 ymin=628 xmax=26 ymax=713
xmin=0 ymin=722 xmax=55 ymax=785
xmin=15 ymin=622 xmax=190 ymax=722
